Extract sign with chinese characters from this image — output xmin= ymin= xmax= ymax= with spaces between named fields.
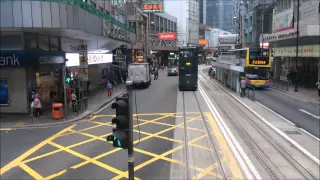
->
xmin=273 ymin=45 xmax=320 ymax=57
xmin=158 ymin=32 xmax=177 ymax=40
xmin=78 ymin=45 xmax=89 ymax=81
xmin=143 ymin=3 xmax=164 ymax=13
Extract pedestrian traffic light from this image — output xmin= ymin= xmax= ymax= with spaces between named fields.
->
xmin=65 ymin=69 xmax=72 ymax=84
xmin=106 ymin=97 xmax=129 ymax=149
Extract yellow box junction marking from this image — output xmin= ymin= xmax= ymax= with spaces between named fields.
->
xmin=0 ymin=112 xmax=239 ymax=180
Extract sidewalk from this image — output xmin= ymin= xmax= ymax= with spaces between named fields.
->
xmin=271 ymin=83 xmax=320 ymax=105
xmin=0 ymin=84 xmax=126 ymax=129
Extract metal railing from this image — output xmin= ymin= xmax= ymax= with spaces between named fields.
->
xmin=270 ymin=78 xmax=289 ymax=91
xmin=246 ymin=87 xmax=255 ymax=101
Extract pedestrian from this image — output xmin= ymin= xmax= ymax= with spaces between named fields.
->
xmin=33 ymin=94 xmax=42 ymax=117
xmin=107 ymin=80 xmax=113 ymax=97
xmin=316 ymin=80 xmax=320 ymax=97
xmin=71 ymin=90 xmax=77 ymax=112
xmin=29 ymin=89 xmax=35 ymax=116
xmin=240 ymin=77 xmax=246 ymax=98
xmin=154 ymin=66 xmax=159 ymax=80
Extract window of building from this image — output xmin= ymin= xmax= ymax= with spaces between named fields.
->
xmin=0 ymin=80 xmax=9 ymax=106
xmin=0 ymin=34 xmax=23 ymax=50
xmin=24 ymin=33 xmax=37 ymax=50
xmin=49 ymin=36 xmax=59 ymax=50
xmin=38 ymin=35 xmax=49 ymax=50
xmin=90 ymin=0 xmax=96 ymax=8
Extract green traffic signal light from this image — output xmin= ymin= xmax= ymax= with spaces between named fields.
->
xmin=65 ymin=77 xmax=71 ymax=84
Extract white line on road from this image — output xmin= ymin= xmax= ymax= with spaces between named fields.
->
xmin=208 ymin=76 xmax=320 ymax=165
xmin=298 ymin=109 xmax=320 ymax=120
xmin=256 ymin=102 xmax=296 ymax=126
xmin=199 ymin=84 xmax=261 ymax=180
xmin=299 ymin=128 xmax=320 ymax=141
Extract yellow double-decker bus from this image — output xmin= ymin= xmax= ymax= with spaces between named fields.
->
xmin=230 ymin=48 xmax=271 ymax=89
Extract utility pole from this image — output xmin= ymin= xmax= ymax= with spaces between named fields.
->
xmin=261 ymin=14 xmax=264 ymax=49
xmin=126 ymin=80 xmax=134 ymax=180
xmin=294 ymin=0 xmax=300 ymax=92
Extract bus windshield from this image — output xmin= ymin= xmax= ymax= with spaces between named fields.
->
xmin=249 ymin=49 xmax=269 ymax=59
xmin=246 ymin=67 xmax=269 ymax=80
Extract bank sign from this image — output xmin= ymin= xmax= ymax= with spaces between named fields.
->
xmin=0 ymin=50 xmax=65 ymax=67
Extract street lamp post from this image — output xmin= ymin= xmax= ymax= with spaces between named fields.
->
xmin=294 ymin=0 xmax=300 ymax=92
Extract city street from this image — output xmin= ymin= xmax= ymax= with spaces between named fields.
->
xmin=254 ymin=89 xmax=320 ymax=138
xmin=0 ymin=70 xmax=241 ymax=180
xmin=1 ymin=69 xmax=319 ymax=180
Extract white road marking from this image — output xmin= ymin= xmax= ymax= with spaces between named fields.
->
xmin=298 ymin=109 xmax=320 ymax=120
xmin=256 ymin=101 xmax=296 ymax=126
xmin=208 ymin=76 xmax=320 ymax=165
xmin=199 ymin=84 xmax=261 ymax=180
xmin=299 ymin=128 xmax=320 ymax=141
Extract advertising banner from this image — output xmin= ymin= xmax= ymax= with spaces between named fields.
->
xmin=88 ymin=54 xmax=112 ymax=64
xmin=158 ymin=32 xmax=177 ymax=40
xmin=273 ymin=8 xmax=294 ymax=33
xmin=143 ymin=3 xmax=164 ymax=13
xmin=78 ymin=45 xmax=89 ymax=81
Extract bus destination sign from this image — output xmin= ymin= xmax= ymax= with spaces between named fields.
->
xmin=251 ymin=60 xmax=267 ymax=65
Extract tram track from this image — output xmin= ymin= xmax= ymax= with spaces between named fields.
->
xmin=181 ymin=90 xmax=228 ymax=180
xmin=198 ymin=71 xmax=318 ymax=180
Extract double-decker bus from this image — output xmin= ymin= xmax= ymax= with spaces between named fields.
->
xmin=229 ymin=48 xmax=271 ymax=89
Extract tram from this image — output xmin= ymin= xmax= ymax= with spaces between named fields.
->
xmin=179 ymin=46 xmax=198 ymax=91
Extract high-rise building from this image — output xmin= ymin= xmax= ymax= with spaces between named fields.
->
xmin=165 ymin=0 xmax=199 ymax=46
xmin=207 ymin=0 xmax=235 ymax=33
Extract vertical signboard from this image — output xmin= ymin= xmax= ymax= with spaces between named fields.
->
xmin=0 ymin=79 xmax=9 ymax=105
xmin=78 ymin=45 xmax=89 ymax=81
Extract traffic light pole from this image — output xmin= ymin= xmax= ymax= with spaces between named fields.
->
xmin=126 ymin=80 xmax=134 ymax=180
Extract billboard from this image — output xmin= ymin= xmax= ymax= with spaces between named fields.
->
xmin=143 ymin=3 xmax=164 ymax=13
xmin=158 ymin=32 xmax=177 ymax=40
xmin=273 ymin=8 xmax=294 ymax=33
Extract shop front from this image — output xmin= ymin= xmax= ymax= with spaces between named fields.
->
xmin=0 ymin=50 xmax=65 ymax=113
xmin=272 ymin=44 xmax=320 ymax=88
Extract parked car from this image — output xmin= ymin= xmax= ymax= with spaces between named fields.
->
xmin=167 ymin=66 xmax=178 ymax=76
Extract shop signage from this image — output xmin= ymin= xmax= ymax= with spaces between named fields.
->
xmin=78 ymin=45 xmax=89 ymax=81
xmin=273 ymin=8 xmax=294 ymax=33
xmin=88 ymin=54 xmax=112 ymax=64
xmin=143 ymin=3 xmax=164 ymax=13
xmin=158 ymin=33 xmax=177 ymax=40
xmin=38 ymin=55 xmax=64 ymax=64
xmin=198 ymin=39 xmax=207 ymax=45
xmin=273 ymin=45 xmax=320 ymax=57
xmin=0 ymin=50 xmax=65 ymax=67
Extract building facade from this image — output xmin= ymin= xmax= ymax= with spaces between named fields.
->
xmin=164 ymin=0 xmax=199 ymax=46
xmin=262 ymin=0 xmax=320 ymax=88
xmin=0 ymin=0 xmax=134 ymax=113
xmin=240 ymin=0 xmax=274 ymax=47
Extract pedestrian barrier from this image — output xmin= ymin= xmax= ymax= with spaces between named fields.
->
xmin=246 ymin=87 xmax=255 ymax=101
xmin=270 ymin=78 xmax=289 ymax=91
xmin=52 ymin=103 xmax=64 ymax=120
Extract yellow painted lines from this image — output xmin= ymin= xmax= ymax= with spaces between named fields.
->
xmin=0 ymin=124 xmax=76 ymax=176
xmin=1 ymin=112 xmax=232 ymax=180
xmin=206 ymin=112 xmax=244 ymax=180
xmin=19 ymin=163 xmax=44 ymax=179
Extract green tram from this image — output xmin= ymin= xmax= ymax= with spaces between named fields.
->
xmin=179 ymin=46 xmax=198 ymax=91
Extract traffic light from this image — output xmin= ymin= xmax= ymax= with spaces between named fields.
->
xmin=65 ymin=69 xmax=71 ymax=84
xmin=107 ymin=97 xmax=130 ymax=149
